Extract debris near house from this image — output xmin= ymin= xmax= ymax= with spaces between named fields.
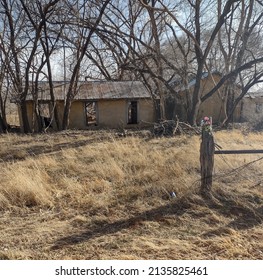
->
xmin=115 ymin=128 xmax=152 ymax=138
xmin=153 ymin=120 xmax=200 ymax=137
xmin=116 ymin=128 xmax=127 ymax=137
xmin=252 ymin=120 xmax=263 ymax=131
xmin=226 ymin=122 xmax=252 ymax=134
xmin=8 ymin=125 xmax=20 ymax=133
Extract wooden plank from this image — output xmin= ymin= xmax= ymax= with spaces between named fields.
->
xmin=215 ymin=149 xmax=263 ymax=154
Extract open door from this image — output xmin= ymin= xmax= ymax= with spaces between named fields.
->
xmin=127 ymin=100 xmax=138 ymax=124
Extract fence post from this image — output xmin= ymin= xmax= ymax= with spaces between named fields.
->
xmin=200 ymin=117 xmax=215 ymax=197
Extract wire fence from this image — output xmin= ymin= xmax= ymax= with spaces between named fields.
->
xmin=210 ymin=149 xmax=263 ymax=187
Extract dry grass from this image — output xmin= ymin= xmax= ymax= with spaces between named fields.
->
xmin=0 ymin=129 xmax=263 ymax=260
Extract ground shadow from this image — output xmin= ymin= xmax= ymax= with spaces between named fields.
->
xmin=51 ymin=200 xmax=190 ymax=250
xmin=52 ymin=190 xmax=263 ymax=249
xmin=228 ymin=205 xmax=263 ymax=230
xmin=0 ymin=134 xmax=112 ymax=163
xmin=202 ymin=193 xmax=263 ymax=237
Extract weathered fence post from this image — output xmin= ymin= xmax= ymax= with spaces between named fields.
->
xmin=200 ymin=117 xmax=215 ymax=197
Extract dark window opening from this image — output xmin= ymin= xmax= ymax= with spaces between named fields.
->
xmin=128 ymin=101 xmax=138 ymax=124
xmin=85 ymin=102 xmax=97 ymax=126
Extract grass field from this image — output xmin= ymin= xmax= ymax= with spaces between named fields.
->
xmin=0 ymin=129 xmax=263 ymax=260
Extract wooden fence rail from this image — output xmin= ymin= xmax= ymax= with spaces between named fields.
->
xmin=215 ymin=150 xmax=263 ymax=154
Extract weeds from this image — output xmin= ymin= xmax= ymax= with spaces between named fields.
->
xmin=0 ymin=129 xmax=262 ymax=259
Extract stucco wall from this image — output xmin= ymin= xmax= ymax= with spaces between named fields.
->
xmin=198 ymin=75 xmax=241 ymax=122
xmin=23 ymin=98 xmax=155 ymax=130
xmin=137 ymin=99 xmax=156 ymax=124
xmin=98 ymin=100 xmax=126 ymax=127
xmin=198 ymin=77 xmax=224 ymax=123
xmin=241 ymin=97 xmax=263 ymax=123
xmin=98 ymin=99 xmax=155 ymax=128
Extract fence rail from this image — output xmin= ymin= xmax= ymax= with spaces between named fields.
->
xmin=215 ymin=149 xmax=263 ymax=154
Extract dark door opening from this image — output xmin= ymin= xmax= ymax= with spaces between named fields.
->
xmin=85 ymin=101 xmax=97 ymax=126
xmin=38 ymin=102 xmax=52 ymax=129
xmin=128 ymin=101 xmax=138 ymax=124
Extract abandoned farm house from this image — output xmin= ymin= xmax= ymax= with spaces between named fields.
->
xmin=17 ymin=80 xmax=157 ymax=132
xmin=166 ymin=72 xmax=242 ymax=124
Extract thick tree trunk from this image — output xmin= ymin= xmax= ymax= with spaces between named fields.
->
xmin=187 ymin=68 xmax=204 ymax=125
xmin=0 ymin=95 xmax=8 ymax=130
xmin=221 ymin=78 xmax=237 ymax=126
xmin=0 ymin=114 xmax=7 ymax=133
xmin=44 ymin=36 xmax=61 ymax=130
xmin=20 ymin=102 xmax=31 ymax=133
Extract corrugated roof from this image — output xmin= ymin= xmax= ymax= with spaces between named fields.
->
xmin=169 ymin=72 xmax=221 ymax=92
xmin=28 ymin=80 xmax=151 ymax=101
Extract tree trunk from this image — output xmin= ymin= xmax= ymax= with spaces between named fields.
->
xmin=47 ymin=68 xmax=60 ymax=130
xmin=42 ymin=22 xmax=61 ymax=131
xmin=146 ymin=2 xmax=166 ymax=120
xmin=187 ymin=68 xmax=204 ymax=125
xmin=0 ymin=114 xmax=7 ymax=133
xmin=61 ymin=0 xmax=111 ymax=130
xmin=62 ymin=98 xmax=71 ymax=130
xmin=221 ymin=77 xmax=236 ymax=126
xmin=20 ymin=101 xmax=31 ymax=133
xmin=0 ymin=95 xmax=7 ymax=128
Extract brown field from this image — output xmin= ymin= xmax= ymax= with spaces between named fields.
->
xmin=0 ymin=128 xmax=263 ymax=260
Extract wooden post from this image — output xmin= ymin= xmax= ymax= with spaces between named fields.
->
xmin=200 ymin=117 xmax=215 ymax=196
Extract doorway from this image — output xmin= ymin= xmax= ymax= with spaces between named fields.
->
xmin=127 ymin=100 xmax=138 ymax=124
xmin=85 ymin=101 xmax=97 ymax=126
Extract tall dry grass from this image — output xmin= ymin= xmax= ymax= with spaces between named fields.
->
xmin=0 ymin=132 xmax=200 ymax=211
xmin=0 ymin=129 xmax=263 ymax=259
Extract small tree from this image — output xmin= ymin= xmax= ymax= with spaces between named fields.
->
xmin=61 ymin=0 xmax=111 ymax=130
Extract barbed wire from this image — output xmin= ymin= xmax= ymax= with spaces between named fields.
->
xmin=189 ymin=152 xmax=263 ymax=190
xmin=213 ymin=151 xmax=263 ymax=181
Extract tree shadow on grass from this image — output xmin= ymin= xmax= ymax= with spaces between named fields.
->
xmin=51 ymin=200 xmax=190 ymax=250
xmin=202 ymin=192 xmax=263 ymax=237
xmin=0 ymin=134 xmax=112 ymax=163
xmin=0 ymin=140 xmax=90 ymax=162
xmin=51 ymin=190 xmax=263 ymax=250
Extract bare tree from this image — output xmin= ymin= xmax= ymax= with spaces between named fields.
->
xmin=0 ymin=36 xmax=9 ymax=132
xmin=61 ymin=0 xmax=111 ymax=130
xmin=0 ymin=0 xmax=27 ymax=131
xmin=1 ymin=0 xmax=262 ymax=133
xmin=92 ymin=0 xmax=179 ymax=119
xmin=39 ymin=2 xmax=65 ymax=131
xmin=132 ymin=0 xmax=263 ymax=125
xmin=0 ymin=0 xmax=61 ymax=133
xmin=215 ymin=0 xmax=263 ymax=125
